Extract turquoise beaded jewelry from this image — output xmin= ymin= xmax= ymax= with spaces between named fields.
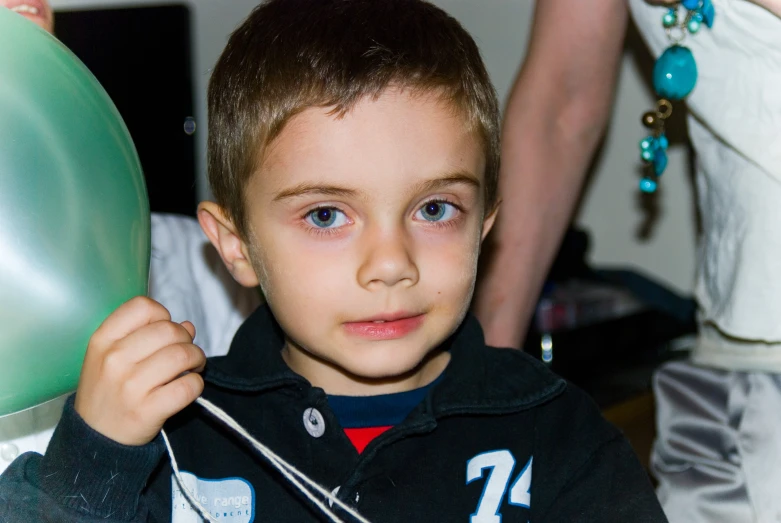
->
xmin=638 ymin=0 xmax=714 ymax=193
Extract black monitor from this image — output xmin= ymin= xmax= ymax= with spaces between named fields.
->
xmin=54 ymin=4 xmax=197 ymax=216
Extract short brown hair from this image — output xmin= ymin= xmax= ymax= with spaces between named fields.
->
xmin=208 ymin=0 xmax=499 ymax=237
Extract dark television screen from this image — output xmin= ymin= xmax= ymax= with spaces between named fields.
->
xmin=54 ymin=4 xmax=197 ymax=216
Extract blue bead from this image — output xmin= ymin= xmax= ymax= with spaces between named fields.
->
xmin=653 ymin=148 xmax=668 ymax=176
xmin=640 ymin=137 xmax=654 ymax=151
xmin=688 ymin=18 xmax=701 ymax=33
xmin=653 ymin=45 xmax=698 ymax=100
xmin=682 ymin=0 xmax=700 ymax=9
xmin=641 ymin=149 xmax=654 ymax=162
xmin=701 ymin=0 xmax=715 ymax=27
xmin=640 ymin=178 xmax=658 ymax=193
xmin=691 ymin=11 xmax=704 ymax=22
xmin=662 ymin=11 xmax=677 ymax=28
xmin=658 ymin=134 xmax=669 ymax=150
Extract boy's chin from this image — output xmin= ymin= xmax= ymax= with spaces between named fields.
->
xmin=284 ymin=334 xmax=451 ymax=393
xmin=335 ymin=347 xmax=449 ymax=390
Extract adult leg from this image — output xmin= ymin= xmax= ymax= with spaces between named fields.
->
xmin=652 ymin=359 xmax=754 ymax=522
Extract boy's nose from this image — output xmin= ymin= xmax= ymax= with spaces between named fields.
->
xmin=356 ymin=227 xmax=419 ymax=290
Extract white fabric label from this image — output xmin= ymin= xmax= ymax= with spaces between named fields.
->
xmin=171 ymin=471 xmax=255 ymax=523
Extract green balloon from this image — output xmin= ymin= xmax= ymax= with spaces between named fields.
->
xmin=0 ymin=9 xmax=150 ymax=417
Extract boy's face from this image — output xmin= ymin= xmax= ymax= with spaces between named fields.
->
xmin=204 ymin=89 xmax=495 ymax=395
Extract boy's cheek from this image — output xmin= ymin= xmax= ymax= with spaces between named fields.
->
xmin=419 ymin=234 xmax=482 ymax=273
xmin=257 ymin=253 xmax=346 ymax=304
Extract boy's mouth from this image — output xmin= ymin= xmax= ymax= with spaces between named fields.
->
xmin=343 ymin=313 xmax=425 ymax=340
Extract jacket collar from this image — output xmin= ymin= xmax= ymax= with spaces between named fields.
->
xmin=204 ymin=305 xmax=565 ymax=415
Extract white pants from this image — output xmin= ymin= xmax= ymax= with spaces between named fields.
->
xmin=652 ymin=360 xmax=781 ymax=522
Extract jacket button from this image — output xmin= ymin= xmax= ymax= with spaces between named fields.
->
xmin=0 ymin=443 xmax=19 ymax=462
xmin=303 ymin=407 xmax=325 ymax=438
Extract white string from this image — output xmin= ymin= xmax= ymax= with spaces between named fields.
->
xmin=160 ymin=396 xmax=372 ymax=523
xmin=161 ymin=429 xmax=218 ymax=523
xmin=161 ymin=414 xmax=347 ymax=523
xmin=194 ymin=397 xmax=368 ymax=522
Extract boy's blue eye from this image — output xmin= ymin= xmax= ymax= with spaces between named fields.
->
xmin=417 ymin=201 xmax=456 ymax=222
xmin=306 ymin=207 xmax=348 ymax=228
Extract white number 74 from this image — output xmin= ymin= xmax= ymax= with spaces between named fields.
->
xmin=466 ymin=450 xmax=532 ymax=523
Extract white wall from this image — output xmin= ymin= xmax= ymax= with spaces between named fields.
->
xmin=50 ymin=0 xmax=696 ymax=294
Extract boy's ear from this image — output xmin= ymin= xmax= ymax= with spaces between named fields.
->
xmin=480 ymin=200 xmax=500 ymax=242
xmin=197 ymin=202 xmax=260 ymax=288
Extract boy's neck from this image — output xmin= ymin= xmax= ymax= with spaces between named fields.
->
xmin=280 ymin=341 xmax=451 ymax=396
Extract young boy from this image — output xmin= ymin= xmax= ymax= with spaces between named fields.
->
xmin=0 ymin=0 xmax=666 ymax=521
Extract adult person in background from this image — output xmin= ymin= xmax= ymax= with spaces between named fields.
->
xmin=0 ymin=1 xmax=258 ymax=473
xmin=473 ymin=0 xmax=781 ymax=521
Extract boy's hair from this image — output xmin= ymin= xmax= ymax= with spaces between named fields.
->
xmin=208 ymin=0 xmax=500 ymax=238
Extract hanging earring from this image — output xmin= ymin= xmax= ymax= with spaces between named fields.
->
xmin=638 ymin=0 xmax=714 ymax=193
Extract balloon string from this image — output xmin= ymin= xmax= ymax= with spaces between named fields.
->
xmin=161 ymin=396 xmax=372 ymax=523
xmin=161 ymin=429 xmax=219 ymax=523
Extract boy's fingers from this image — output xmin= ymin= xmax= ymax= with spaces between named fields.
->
xmin=145 ymin=371 xmax=205 ymax=423
xmin=113 ymin=320 xmax=195 ymax=364
xmin=90 ymin=296 xmax=171 ymax=349
xmin=129 ymin=343 xmax=207 ymax=394
xmin=180 ymin=320 xmax=196 ymax=339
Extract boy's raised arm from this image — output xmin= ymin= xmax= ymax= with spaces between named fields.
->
xmin=0 ymin=297 xmax=206 ymax=521
xmin=0 ymin=398 xmax=163 ymax=522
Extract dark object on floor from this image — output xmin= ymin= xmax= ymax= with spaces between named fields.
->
xmin=523 ymin=228 xmax=696 ymax=408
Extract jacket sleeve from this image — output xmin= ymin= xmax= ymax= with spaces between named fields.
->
xmin=532 ymin=385 xmax=668 ymax=522
xmin=0 ymin=395 xmax=165 ymax=522
xmin=539 ymin=433 xmax=668 ymax=522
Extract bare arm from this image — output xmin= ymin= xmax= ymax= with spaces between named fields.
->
xmin=473 ymin=0 xmax=628 ymax=348
xmin=749 ymin=0 xmax=781 ymax=17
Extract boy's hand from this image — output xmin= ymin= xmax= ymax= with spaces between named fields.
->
xmin=74 ymin=296 xmax=207 ymax=446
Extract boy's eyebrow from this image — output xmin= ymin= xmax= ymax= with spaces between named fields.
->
xmin=414 ymin=172 xmax=481 ymax=194
xmin=272 ymin=172 xmax=480 ymax=202
xmin=272 ymin=183 xmax=360 ymax=202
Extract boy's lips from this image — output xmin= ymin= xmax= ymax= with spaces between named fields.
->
xmin=343 ymin=313 xmax=425 ymax=340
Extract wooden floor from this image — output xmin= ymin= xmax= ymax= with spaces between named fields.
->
xmin=602 ymin=392 xmax=656 ymax=472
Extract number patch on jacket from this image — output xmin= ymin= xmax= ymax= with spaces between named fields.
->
xmin=466 ymin=450 xmax=532 ymax=523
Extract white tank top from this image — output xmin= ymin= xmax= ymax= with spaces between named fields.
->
xmin=629 ymin=0 xmax=781 ymax=370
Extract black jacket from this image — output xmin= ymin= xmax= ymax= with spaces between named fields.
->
xmin=0 ymin=306 xmax=666 ymax=522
